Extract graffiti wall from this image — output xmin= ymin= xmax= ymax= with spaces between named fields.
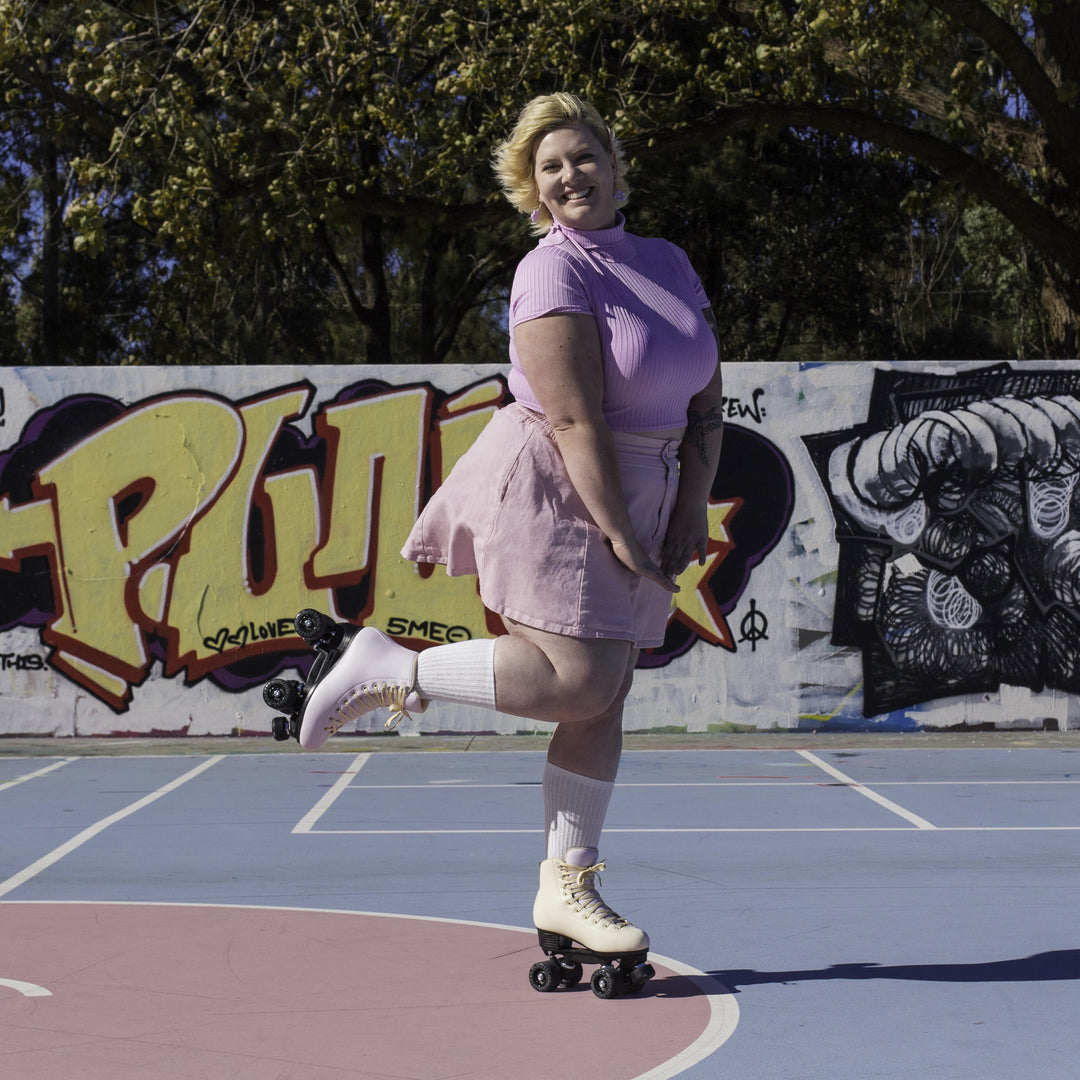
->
xmin=1 ymin=360 xmax=1078 ymax=738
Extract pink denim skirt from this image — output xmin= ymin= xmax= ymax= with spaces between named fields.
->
xmin=401 ymin=403 xmax=680 ymax=647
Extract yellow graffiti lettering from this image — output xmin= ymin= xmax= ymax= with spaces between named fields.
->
xmin=0 ymin=375 xmax=725 ymax=713
xmin=442 ymin=379 xmax=505 ymax=415
xmin=168 ymin=386 xmax=332 ymax=676
xmin=670 ymin=499 xmax=742 ymax=647
xmin=0 ymin=497 xmax=56 ymax=565
xmin=311 ymin=385 xmax=501 ymax=641
xmin=373 ymin=383 xmax=502 ymax=641
xmin=35 ymin=397 xmax=245 ymax=685
xmin=52 ymin=652 xmax=131 ymax=710
xmin=311 ymin=387 xmax=431 ymax=584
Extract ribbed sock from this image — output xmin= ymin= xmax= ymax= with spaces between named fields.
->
xmin=414 ymin=638 xmax=497 ymax=709
xmin=543 ymin=762 xmax=615 ymax=862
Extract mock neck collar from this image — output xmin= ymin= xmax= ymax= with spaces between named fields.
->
xmin=545 ymin=212 xmax=627 ymax=250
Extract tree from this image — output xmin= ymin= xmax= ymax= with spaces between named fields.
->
xmin=632 ymin=128 xmax=928 ymax=362
xmin=0 ymin=2 xmax=169 ymax=363
xmin=1 ymin=0 xmax=1073 ymax=362
xmin=619 ymin=0 xmax=1080 ymax=352
xmin=1 ymin=0 xmax=531 ymax=364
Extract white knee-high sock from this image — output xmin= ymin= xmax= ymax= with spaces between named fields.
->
xmin=543 ymin=762 xmax=614 ymax=864
xmin=414 ymin=638 xmax=497 ymax=709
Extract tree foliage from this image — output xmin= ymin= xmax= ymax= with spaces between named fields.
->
xmin=0 ymin=0 xmax=1074 ymax=363
xmin=684 ymin=0 xmax=1080 ymax=351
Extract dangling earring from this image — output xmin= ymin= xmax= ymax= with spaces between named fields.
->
xmin=530 ymin=207 xmax=541 ymax=224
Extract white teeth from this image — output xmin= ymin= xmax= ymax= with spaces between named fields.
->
xmin=565 ymin=189 xmax=591 ymax=201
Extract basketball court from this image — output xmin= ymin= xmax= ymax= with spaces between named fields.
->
xmin=1 ymin=733 xmax=1077 ymax=1078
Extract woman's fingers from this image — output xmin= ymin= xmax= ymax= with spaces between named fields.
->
xmin=609 ymin=538 xmax=680 ymax=593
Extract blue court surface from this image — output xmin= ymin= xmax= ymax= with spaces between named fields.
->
xmin=1 ymin=734 xmax=1079 ymax=1079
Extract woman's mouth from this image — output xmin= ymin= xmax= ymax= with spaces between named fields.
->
xmin=563 ymin=187 xmax=594 ymax=203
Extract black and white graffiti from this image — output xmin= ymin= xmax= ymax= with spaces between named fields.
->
xmin=805 ymin=364 xmax=1080 ymax=718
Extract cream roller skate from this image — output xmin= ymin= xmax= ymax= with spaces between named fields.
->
xmin=529 ymin=857 xmax=655 ymax=999
xmin=263 ymin=609 xmax=425 ymax=749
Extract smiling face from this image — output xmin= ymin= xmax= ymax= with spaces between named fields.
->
xmin=532 ymin=124 xmax=619 ymax=232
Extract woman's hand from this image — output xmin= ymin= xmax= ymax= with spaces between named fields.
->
xmin=660 ymin=502 xmax=710 ymax=581
xmin=609 ymin=536 xmax=680 ymax=593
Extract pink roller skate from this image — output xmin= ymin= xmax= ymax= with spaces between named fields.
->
xmin=263 ymin=609 xmax=425 ymax=749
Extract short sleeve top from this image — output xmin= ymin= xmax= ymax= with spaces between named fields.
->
xmin=508 ymin=215 xmax=718 ymax=431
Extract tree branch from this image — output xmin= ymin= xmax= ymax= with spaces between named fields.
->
xmin=887 ymin=83 xmax=1043 ymax=170
xmin=432 ymin=249 xmax=518 ymax=362
xmin=312 ymin=218 xmax=371 ymax=327
xmin=929 ymin=0 xmax=1080 ymax=174
xmin=637 ymin=102 xmax=1080 ymax=277
xmin=338 ymin=191 xmax=515 ymax=231
xmin=2 ymin=60 xmax=116 ymax=140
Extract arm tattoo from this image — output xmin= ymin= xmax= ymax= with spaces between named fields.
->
xmin=684 ymin=406 xmax=724 ymax=467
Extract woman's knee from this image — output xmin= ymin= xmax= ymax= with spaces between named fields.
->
xmin=551 ymin=647 xmax=636 ymax=721
xmin=564 ymin=675 xmax=622 ymax=719
xmin=499 ymin=621 xmax=634 ymax=722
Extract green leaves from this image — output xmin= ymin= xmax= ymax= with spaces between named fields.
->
xmin=1 ymin=0 xmax=1076 ymax=362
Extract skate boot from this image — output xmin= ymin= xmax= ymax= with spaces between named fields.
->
xmin=262 ymin=609 xmax=425 ymax=750
xmin=529 ymin=857 xmax=655 ymax=998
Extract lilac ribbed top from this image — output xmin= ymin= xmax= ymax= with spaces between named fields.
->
xmin=508 ymin=215 xmax=718 ymax=432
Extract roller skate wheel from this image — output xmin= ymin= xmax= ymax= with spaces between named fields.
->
xmin=271 ymin=716 xmax=291 ymax=742
xmin=528 ymin=959 xmax=563 ymax=993
xmin=263 ymin=679 xmax=300 ymax=712
xmin=625 ymin=962 xmax=655 ymax=994
xmin=559 ymin=959 xmax=584 ymax=988
xmin=590 ymin=965 xmax=619 ymax=999
xmin=294 ymin=608 xmax=333 ymax=644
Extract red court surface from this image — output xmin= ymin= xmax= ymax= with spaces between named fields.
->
xmin=0 ymin=901 xmax=733 ymax=1080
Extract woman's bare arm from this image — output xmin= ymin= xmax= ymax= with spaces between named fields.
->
xmin=513 ymin=313 xmax=678 ymax=592
xmin=661 ymin=308 xmax=724 ymax=579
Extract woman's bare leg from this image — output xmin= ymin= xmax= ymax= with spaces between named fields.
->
xmin=493 ymin=617 xmax=635 ymax=729
xmin=541 ymin=647 xmax=637 ymax=862
xmin=534 ymin=647 xmax=650 ymax=955
xmin=545 ymin=646 xmax=638 ymax=780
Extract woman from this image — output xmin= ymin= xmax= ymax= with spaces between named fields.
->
xmin=295 ymin=92 xmax=723 ymax=970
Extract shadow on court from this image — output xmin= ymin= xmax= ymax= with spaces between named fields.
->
xmin=713 ymin=949 xmax=1080 ymax=990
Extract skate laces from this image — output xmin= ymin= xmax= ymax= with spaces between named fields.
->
xmin=560 ymin=861 xmax=632 ymax=928
xmin=334 ymin=683 xmax=417 ymax=731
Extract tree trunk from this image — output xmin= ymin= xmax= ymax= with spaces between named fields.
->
xmin=359 ymin=212 xmax=391 ymax=364
xmin=418 ymin=241 xmax=439 ymax=365
xmin=40 ymin=133 xmax=61 ymax=365
xmin=1040 ymin=274 xmax=1079 ymax=357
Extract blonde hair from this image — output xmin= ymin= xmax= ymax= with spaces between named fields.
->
xmin=492 ymin=92 xmax=630 ymax=236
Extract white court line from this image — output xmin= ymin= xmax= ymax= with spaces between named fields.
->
xmin=0 ymin=977 xmax=52 ymax=998
xmin=0 ymin=758 xmax=77 ymax=792
xmin=292 ymin=752 xmax=371 ymax=834
xmin=632 ymin=961 xmax=739 ymax=1080
xmin=295 ymin=751 xmax=1079 ymax=834
xmin=797 ymin=749 xmax=938 ymax=829
xmin=336 ymin=782 xmax=813 ymax=790
xmin=330 ymin=779 xmax=1080 ymax=789
xmin=305 ymin=825 xmax=1080 ymax=835
xmin=0 ymin=755 xmax=224 ymax=898
xmin=826 ymin=780 xmax=1080 ymax=787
